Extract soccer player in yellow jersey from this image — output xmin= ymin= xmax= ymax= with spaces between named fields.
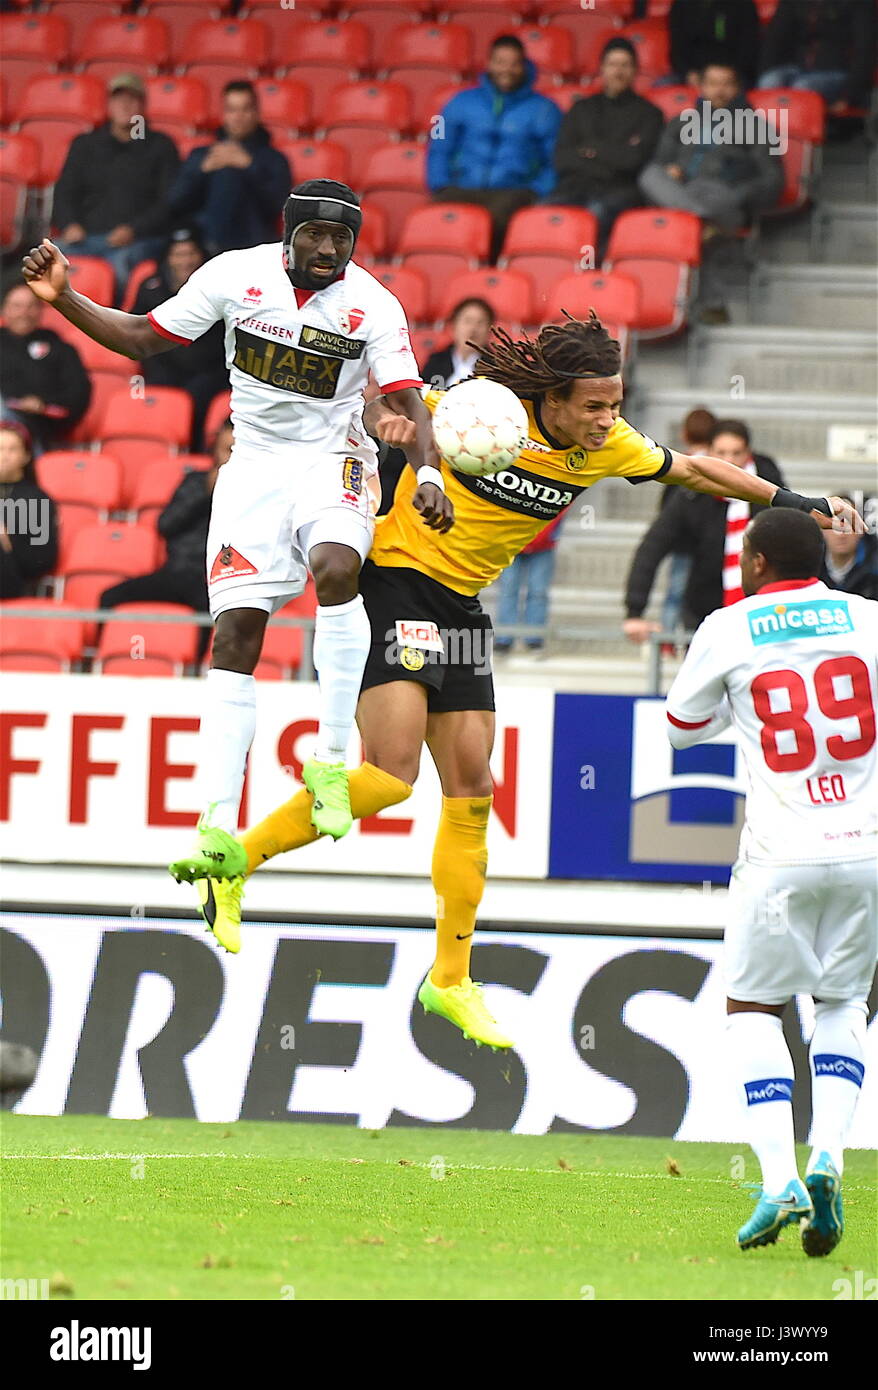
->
xmin=197 ymin=314 xmax=859 ymax=1048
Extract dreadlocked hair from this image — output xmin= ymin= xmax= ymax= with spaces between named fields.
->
xmin=473 ymin=310 xmax=620 ymax=399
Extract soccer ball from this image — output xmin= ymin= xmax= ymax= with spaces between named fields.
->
xmin=432 ymin=379 xmax=529 ymax=477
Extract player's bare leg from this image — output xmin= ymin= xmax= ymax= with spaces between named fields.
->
xmin=727 ymin=998 xmax=812 ymax=1249
xmin=415 ymin=708 xmax=514 ymax=1049
xmin=304 ymin=540 xmax=372 ymax=839
xmin=169 ymin=606 xmax=268 ymax=885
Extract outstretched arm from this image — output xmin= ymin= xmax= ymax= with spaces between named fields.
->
xmin=21 ymin=239 xmax=174 ymax=361
xmin=365 ymin=390 xmax=454 ymax=534
xmin=662 ymin=451 xmax=863 ymax=534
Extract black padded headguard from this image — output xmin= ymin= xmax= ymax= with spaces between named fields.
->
xmin=282 ymin=179 xmax=362 ymax=287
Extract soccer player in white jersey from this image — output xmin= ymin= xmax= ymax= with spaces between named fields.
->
xmin=666 ymin=508 xmax=877 ymax=1255
xmin=21 ymin=180 xmax=452 ymax=875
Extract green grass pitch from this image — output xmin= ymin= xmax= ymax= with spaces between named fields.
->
xmin=2 ymin=1114 xmax=875 ymax=1301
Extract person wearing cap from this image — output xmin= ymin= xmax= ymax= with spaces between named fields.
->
xmin=168 ymin=81 xmax=292 ymax=256
xmin=22 ymin=179 xmax=450 ymax=886
xmin=552 ymin=38 xmax=664 ymax=252
xmin=0 ymin=419 xmax=58 ymax=599
xmin=131 ymin=229 xmax=228 ymax=451
xmin=53 ymin=74 xmax=180 ymax=302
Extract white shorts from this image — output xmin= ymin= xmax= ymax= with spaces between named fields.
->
xmin=206 ymin=445 xmax=380 ymax=618
xmin=724 ymin=857 xmax=878 ymax=1005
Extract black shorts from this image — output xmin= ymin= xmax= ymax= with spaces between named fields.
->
xmin=358 ymin=559 xmax=495 ymax=713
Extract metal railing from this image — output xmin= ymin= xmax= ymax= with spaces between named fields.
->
xmin=0 ymin=609 xmax=693 ymax=694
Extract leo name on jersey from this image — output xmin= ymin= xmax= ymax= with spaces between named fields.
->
xmin=667 ymin=578 xmax=878 ymax=865
xmin=147 ymin=243 xmax=421 ymax=457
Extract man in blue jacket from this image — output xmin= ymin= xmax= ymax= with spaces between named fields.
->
xmin=169 ymin=81 xmax=292 ymax=256
xmin=427 ymin=35 xmax=562 ymax=260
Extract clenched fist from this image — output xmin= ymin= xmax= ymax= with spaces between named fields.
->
xmin=21 ymin=239 xmax=70 ymax=304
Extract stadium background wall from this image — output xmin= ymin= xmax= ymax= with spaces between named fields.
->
xmin=2 ymin=915 xmax=876 ymax=1147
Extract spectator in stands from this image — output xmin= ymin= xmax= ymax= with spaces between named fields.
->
xmin=552 ymin=39 xmax=663 ymax=253
xmin=0 ymin=282 xmax=90 ymax=454
xmin=131 ymin=228 xmax=229 ymax=451
xmin=421 ymin=298 xmax=495 ymax=389
xmin=168 ymin=82 xmax=292 ymax=256
xmin=427 ymin=35 xmax=562 ymax=261
xmin=759 ymin=0 xmax=875 ymax=110
xmin=100 ymin=419 xmax=233 ymax=617
xmin=54 ymin=75 xmax=180 ymax=303
xmin=639 ymin=61 xmax=784 ymax=322
xmin=0 ymin=420 xmax=58 ymax=599
xmin=669 ymin=0 xmax=760 ymax=88
xmin=622 ymin=419 xmax=784 ymax=638
xmin=820 ymin=495 xmax=878 ymax=599
xmin=660 ymin=406 xmax=718 ymax=636
xmin=495 ymin=514 xmax=563 ymax=656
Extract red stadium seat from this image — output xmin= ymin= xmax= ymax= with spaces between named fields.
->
xmin=540 ymin=270 xmax=641 ymax=327
xmin=256 ymin=80 xmax=312 ymax=136
xmin=52 ymin=316 xmax=134 ymax=374
xmin=0 ymin=598 xmax=86 ymax=672
xmin=400 ymin=251 xmax=478 ymax=287
xmin=618 ymin=19 xmax=671 ymax=78
xmin=96 ymin=603 xmax=201 ymax=676
xmin=203 ymin=391 xmax=232 ymax=450
xmin=398 ymin=202 xmax=492 ymax=261
xmin=67 ymin=371 xmax=125 ymax=445
xmin=48 ymin=2 xmax=124 ymax=53
xmin=78 ymin=15 xmax=170 ymax=71
xmin=363 ymin=191 xmax=429 ymax=252
xmin=358 ymin=199 xmax=390 ymax=259
xmin=16 ymin=73 xmax=106 ymax=125
xmin=750 ymin=88 xmax=826 ymax=144
xmin=438 ymin=5 xmax=529 ymax=59
xmin=509 ymin=25 xmax=576 ymax=80
xmin=99 ymin=386 xmax=193 ymax=451
xmin=329 ymin=6 xmax=421 ymax=55
xmin=383 ymin=23 xmax=472 ymax=75
xmin=647 ymin=85 xmax=697 ymax=123
xmin=0 ymin=12 xmax=70 ymax=63
xmin=546 ymin=15 xmax=623 ymax=76
xmin=0 ymin=77 xmax=7 ymax=127
xmin=321 ymin=81 xmax=412 ymax=134
xmin=410 ymin=327 xmax=443 ymax=369
xmin=54 ymin=501 xmax=102 ymax=578
xmin=538 ymin=83 xmax=589 ymax=113
xmin=0 ymin=178 xmax=26 ymax=252
xmin=369 ymin=264 xmax=431 ymax=324
xmin=605 ymin=209 xmax=701 ymax=338
xmin=2 ymin=63 xmax=60 ymax=121
xmin=173 ymin=64 xmax=260 ymax=117
xmin=176 ymin=17 xmax=270 ymax=69
xmin=119 ymin=259 xmax=159 ymax=315
xmin=65 ymin=256 xmax=115 ymax=306
xmin=37 ymin=450 xmax=124 ymax=513
xmin=438 ymin=268 xmax=534 ymax=325
xmin=275 ymin=138 xmax=350 ymax=186
xmin=275 ymin=18 xmax=370 ymax=72
xmin=0 ymin=132 xmax=41 ymax=186
xmin=547 ymin=0 xmax=633 ymax=12
xmin=499 ymin=253 xmax=581 ymax=308
xmin=362 ymin=141 xmax=427 ymax=194
xmin=60 ymin=522 xmax=162 ymax=619
xmin=500 ymin=205 xmax=599 ymax=262
xmin=144 ymin=76 xmax=210 ymax=134
xmin=144 ymin=1 xmax=228 ymax=51
xmin=17 ymin=119 xmax=92 ymax=186
xmin=127 ymin=453 xmax=211 ymax=523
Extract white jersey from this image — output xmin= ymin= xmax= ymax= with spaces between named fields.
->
xmin=666 ymin=579 xmax=878 ymax=865
xmin=147 ymin=243 xmax=422 ymax=456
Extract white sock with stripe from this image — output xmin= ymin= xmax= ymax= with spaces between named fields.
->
xmin=807 ymin=1001 xmax=867 ymax=1177
xmin=727 ymin=1011 xmax=799 ymax=1195
xmin=197 ymin=669 xmax=257 ymax=832
xmin=312 ymin=594 xmax=371 ymax=763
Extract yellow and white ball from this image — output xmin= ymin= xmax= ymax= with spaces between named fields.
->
xmin=432 ymin=378 xmax=529 ymax=477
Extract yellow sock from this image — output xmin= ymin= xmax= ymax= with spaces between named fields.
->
xmin=240 ymin=762 xmax=413 ymax=873
xmin=430 ymin=794 xmax=491 ymax=988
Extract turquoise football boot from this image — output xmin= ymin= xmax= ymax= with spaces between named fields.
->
xmin=737 ymin=1178 xmax=813 ymax=1250
xmin=802 ymin=1153 xmax=844 ymax=1257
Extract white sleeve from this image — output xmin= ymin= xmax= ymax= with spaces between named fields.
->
xmin=147 ymin=258 xmax=226 ymax=345
xmin=666 ymin=615 xmax=732 ymax=749
xmin=364 ymin=292 xmax=422 ymax=393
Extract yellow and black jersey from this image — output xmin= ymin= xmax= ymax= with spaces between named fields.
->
xmin=369 ymin=387 xmax=674 ymax=596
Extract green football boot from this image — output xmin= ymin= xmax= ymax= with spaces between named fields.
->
xmin=302 ymin=758 xmax=352 ymax=839
xmin=418 ymin=974 xmax=514 ymax=1050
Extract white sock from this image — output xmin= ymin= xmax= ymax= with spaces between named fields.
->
xmin=311 ymin=594 xmax=371 ymax=763
xmin=727 ymin=1012 xmax=799 ymax=1195
xmin=807 ymin=1001 xmax=867 ymax=1177
xmin=197 ymin=669 xmax=257 ymax=832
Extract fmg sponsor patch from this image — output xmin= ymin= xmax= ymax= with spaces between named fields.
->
xmin=748 ymin=599 xmax=853 ymax=645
